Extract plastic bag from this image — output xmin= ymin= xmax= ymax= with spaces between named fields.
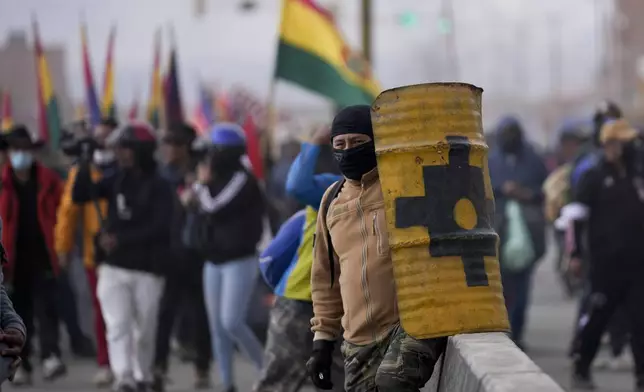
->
xmin=501 ymin=200 xmax=536 ymax=271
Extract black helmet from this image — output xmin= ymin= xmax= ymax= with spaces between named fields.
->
xmin=108 ymin=121 xmax=157 ymax=149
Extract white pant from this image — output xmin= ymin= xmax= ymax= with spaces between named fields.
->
xmin=97 ymin=264 xmax=165 ymax=385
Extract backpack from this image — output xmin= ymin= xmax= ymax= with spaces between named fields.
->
xmin=320 ymin=179 xmax=346 ymax=288
xmin=543 ymin=163 xmax=573 ymax=223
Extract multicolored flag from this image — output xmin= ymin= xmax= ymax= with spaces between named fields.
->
xmin=1 ymin=91 xmax=13 ymax=132
xmin=275 ymin=0 xmax=380 ymax=106
xmin=101 ymin=25 xmax=117 ymax=119
xmin=163 ymin=44 xmax=184 ymax=126
xmin=33 ymin=19 xmax=62 ymax=148
xmin=192 ymin=87 xmax=215 ymax=135
xmin=213 ymin=91 xmax=232 ymax=122
xmin=81 ymin=23 xmax=102 ymax=126
xmin=241 ymin=113 xmax=264 ymax=180
xmin=146 ymin=30 xmax=163 ymax=129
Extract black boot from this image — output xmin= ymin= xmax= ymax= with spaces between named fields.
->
xmin=571 ymin=363 xmax=596 ymax=391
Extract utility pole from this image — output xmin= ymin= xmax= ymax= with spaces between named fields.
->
xmin=361 ymin=0 xmax=372 ymax=63
xmin=440 ymin=0 xmax=460 ymax=80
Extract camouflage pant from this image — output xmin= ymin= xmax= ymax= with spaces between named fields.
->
xmin=254 ymin=297 xmax=345 ymax=392
xmin=341 ymin=324 xmax=447 ymax=392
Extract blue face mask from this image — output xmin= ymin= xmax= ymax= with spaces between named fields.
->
xmin=10 ymin=151 xmax=34 ymax=170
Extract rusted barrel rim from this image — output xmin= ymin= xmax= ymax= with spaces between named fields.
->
xmin=372 ymin=82 xmax=484 ymax=107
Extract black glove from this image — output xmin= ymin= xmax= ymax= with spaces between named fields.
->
xmin=306 ymin=340 xmax=335 ymax=390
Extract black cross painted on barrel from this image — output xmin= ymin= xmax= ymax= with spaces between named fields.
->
xmin=394 ymin=135 xmax=497 ymax=287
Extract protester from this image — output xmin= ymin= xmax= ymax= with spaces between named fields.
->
xmin=153 ymin=123 xmax=211 ymax=391
xmin=180 ymin=123 xmax=264 ymax=392
xmin=55 ymin=116 xmax=119 ymax=387
xmin=0 ymin=125 xmax=66 ymax=385
xmin=488 ymin=116 xmax=548 ymax=351
xmin=307 ymin=105 xmax=446 ymax=392
xmin=567 ymin=119 xmax=644 ymax=390
xmin=543 ymin=121 xmax=589 ymax=297
xmin=0 ymin=218 xmax=27 ymax=384
xmin=72 ymin=122 xmax=174 ymax=392
xmin=0 ymin=135 xmax=8 ymax=169
xmin=255 ymin=126 xmax=344 ymax=392
xmin=565 ymin=102 xmax=631 ymax=367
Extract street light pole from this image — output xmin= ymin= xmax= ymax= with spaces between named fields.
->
xmin=361 ymin=0 xmax=372 ymax=63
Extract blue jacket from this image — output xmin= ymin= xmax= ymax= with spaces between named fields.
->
xmin=259 ymin=143 xmax=342 ymax=296
xmin=259 ymin=210 xmax=305 ymax=290
xmin=286 ymin=143 xmax=341 ymax=209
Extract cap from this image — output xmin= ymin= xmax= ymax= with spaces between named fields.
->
xmin=599 ymin=119 xmax=639 ymax=145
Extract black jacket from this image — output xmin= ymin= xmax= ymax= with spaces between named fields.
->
xmin=186 ymin=169 xmax=264 ymax=264
xmin=573 ymin=158 xmax=644 ymax=273
xmin=72 ymin=163 xmax=175 ymax=276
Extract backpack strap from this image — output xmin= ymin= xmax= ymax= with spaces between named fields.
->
xmin=321 ymin=179 xmax=345 ymax=288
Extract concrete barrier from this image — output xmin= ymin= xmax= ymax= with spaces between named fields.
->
xmin=424 ymin=333 xmax=565 ymax=392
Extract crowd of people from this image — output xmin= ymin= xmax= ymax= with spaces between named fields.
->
xmin=0 ymin=97 xmax=639 ymax=392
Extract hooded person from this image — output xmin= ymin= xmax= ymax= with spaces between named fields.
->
xmin=71 ymin=122 xmax=175 ymax=392
xmin=179 ymin=123 xmax=265 ymax=392
xmin=306 ymin=105 xmax=446 ymax=392
xmin=152 ymin=122 xmax=212 ymax=391
xmin=0 ymin=125 xmax=66 ymax=385
xmin=55 ymin=116 xmax=119 ymax=387
xmin=488 ymin=116 xmax=548 ymax=350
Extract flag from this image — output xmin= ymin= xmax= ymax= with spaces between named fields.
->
xmin=192 ymin=87 xmax=215 ymax=135
xmin=213 ymin=92 xmax=232 ymax=122
xmin=1 ymin=91 xmax=13 ymax=132
xmin=146 ymin=30 xmax=163 ymax=129
xmin=275 ymin=0 xmax=380 ymax=106
xmin=241 ymin=114 xmax=264 ymax=180
xmin=101 ymin=25 xmax=117 ymax=118
xmin=164 ymin=44 xmax=184 ymax=126
xmin=33 ymin=19 xmax=62 ymax=148
xmin=128 ymin=100 xmax=139 ymax=120
xmin=81 ymin=23 xmax=102 ymax=126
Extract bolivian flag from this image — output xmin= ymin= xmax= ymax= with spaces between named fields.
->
xmin=146 ymin=30 xmax=163 ymax=129
xmin=275 ymin=0 xmax=380 ymax=106
xmin=33 ymin=20 xmax=62 ymax=149
xmin=81 ymin=23 xmax=102 ymax=126
xmin=1 ymin=91 xmax=13 ymax=132
xmin=102 ymin=25 xmax=117 ymax=119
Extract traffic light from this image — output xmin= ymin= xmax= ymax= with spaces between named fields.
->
xmin=398 ymin=11 xmax=418 ymax=28
xmin=438 ymin=17 xmax=452 ymax=35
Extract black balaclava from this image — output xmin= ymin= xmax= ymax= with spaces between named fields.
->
xmin=331 ymin=105 xmax=377 ymax=181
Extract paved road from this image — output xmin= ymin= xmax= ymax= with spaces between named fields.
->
xmin=527 ymin=253 xmax=634 ymax=392
xmin=2 ymin=246 xmax=637 ymax=392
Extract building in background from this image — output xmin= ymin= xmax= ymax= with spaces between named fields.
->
xmin=0 ymin=31 xmax=72 ymax=137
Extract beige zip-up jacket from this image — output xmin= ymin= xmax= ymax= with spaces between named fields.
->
xmin=311 ymin=168 xmax=399 ymax=345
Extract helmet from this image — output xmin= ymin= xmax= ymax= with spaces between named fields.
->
xmin=208 ymin=123 xmax=246 ymax=148
xmin=108 ymin=121 xmax=156 ymax=149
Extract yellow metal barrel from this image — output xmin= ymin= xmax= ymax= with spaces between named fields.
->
xmin=371 ymin=83 xmax=509 ymax=339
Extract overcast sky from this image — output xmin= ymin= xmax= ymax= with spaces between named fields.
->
xmin=0 ymin=0 xmax=612 ymax=114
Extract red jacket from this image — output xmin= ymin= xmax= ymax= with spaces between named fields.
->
xmin=0 ymin=163 xmax=63 ymax=280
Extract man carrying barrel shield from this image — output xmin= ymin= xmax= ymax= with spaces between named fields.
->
xmin=307 ymin=85 xmax=509 ymax=392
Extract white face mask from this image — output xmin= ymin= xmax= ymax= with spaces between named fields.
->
xmin=9 ymin=151 xmax=34 ymax=170
xmin=93 ymin=149 xmax=115 ymax=165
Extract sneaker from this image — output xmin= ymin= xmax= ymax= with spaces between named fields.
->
xmin=607 ymin=352 xmax=632 ymax=371
xmin=94 ymin=367 xmax=114 ymax=388
xmin=42 ymin=356 xmax=67 ymax=381
xmin=194 ymin=369 xmax=211 ymax=389
xmin=115 ymin=383 xmax=137 ymax=392
xmin=571 ymin=369 xmax=596 ymax=390
xmin=11 ymin=367 xmax=32 ymax=386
